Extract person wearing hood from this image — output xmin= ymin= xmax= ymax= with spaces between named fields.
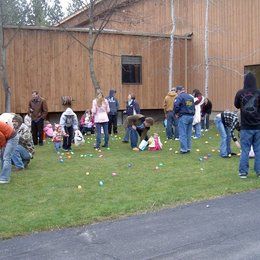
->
xmin=28 ymin=90 xmax=48 ymax=146
xmin=106 ymin=89 xmax=119 ymax=135
xmin=0 ymin=115 xmax=19 ymax=184
xmin=163 ymin=87 xmax=178 ymax=140
xmin=59 ymin=108 xmax=78 ymax=151
xmin=12 ymin=115 xmax=34 ymax=171
xmin=234 ymin=72 xmax=260 ymax=178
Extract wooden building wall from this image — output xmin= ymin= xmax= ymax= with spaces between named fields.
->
xmin=61 ymin=0 xmax=260 ymax=112
xmin=0 ymin=27 xmax=186 ymax=113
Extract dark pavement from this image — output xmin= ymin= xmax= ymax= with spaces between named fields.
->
xmin=1 ymin=190 xmax=260 ymax=259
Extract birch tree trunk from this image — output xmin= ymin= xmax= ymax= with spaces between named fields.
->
xmin=204 ymin=0 xmax=209 ymax=98
xmin=168 ymin=0 xmax=175 ymax=91
xmin=0 ymin=1 xmax=11 ymax=112
xmin=88 ymin=0 xmax=101 ymax=95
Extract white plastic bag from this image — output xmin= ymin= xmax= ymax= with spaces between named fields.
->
xmin=74 ymin=130 xmax=85 ymax=146
xmin=138 ymin=140 xmax=148 ymax=151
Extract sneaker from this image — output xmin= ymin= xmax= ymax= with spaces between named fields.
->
xmin=180 ymin=150 xmax=188 ymax=154
xmin=102 ymin=144 xmax=108 ymax=148
xmin=239 ymin=173 xmax=247 ymax=179
xmin=0 ymin=179 xmax=9 ymax=184
xmin=257 ymin=173 xmax=260 ymax=178
xmin=205 ymin=129 xmax=209 ymax=132
xmin=174 ymin=138 xmax=179 ymax=141
xmin=122 ymin=140 xmax=129 ymax=143
xmin=231 ymin=152 xmax=237 ymax=156
xmin=132 ymin=147 xmax=139 ymax=151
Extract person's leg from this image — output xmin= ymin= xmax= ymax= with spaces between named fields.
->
xmin=113 ymin=114 xmax=118 ymax=134
xmin=62 ymin=126 xmax=69 ymax=150
xmin=0 ymin=135 xmax=19 ymax=182
xmin=252 ymin=130 xmax=260 ymax=175
xmin=108 ymin=115 xmax=112 ymax=135
xmin=201 ymin=116 xmax=205 ymax=130
xmin=37 ymin=118 xmax=44 ymax=145
xmin=205 ymin=113 xmax=210 ymax=130
xmin=166 ymin=111 xmax=174 ymax=139
xmin=95 ymin=123 xmax=102 ymax=148
xmin=102 ymin=122 xmax=109 ymax=147
xmin=31 ymin=120 xmax=38 ymax=145
xmin=129 ymin=127 xmax=138 ymax=148
xmin=12 ymin=145 xmax=30 ymax=169
xmin=186 ymin=116 xmax=193 ymax=151
xmin=67 ymin=126 xmax=74 ymax=150
xmin=239 ymin=130 xmax=253 ymax=176
xmin=194 ymin=123 xmax=201 ymax=138
xmin=225 ymin=127 xmax=232 ymax=155
xmin=173 ymin=115 xmax=179 ymax=139
xmin=123 ymin=127 xmax=130 ymax=142
xmin=214 ymin=117 xmax=228 ymax=157
xmin=178 ymin=116 xmax=188 ymax=152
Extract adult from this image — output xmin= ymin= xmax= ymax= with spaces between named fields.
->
xmin=60 ymin=108 xmax=78 ymax=151
xmin=11 ymin=115 xmax=34 ymax=171
xmin=234 ymin=72 xmax=260 ymax=178
xmin=214 ymin=111 xmax=241 ymax=158
xmin=91 ymin=91 xmax=110 ymax=149
xmin=124 ymin=114 xmax=154 ymax=151
xmin=28 ymin=90 xmax=48 ymax=146
xmin=174 ymin=86 xmax=195 ymax=154
xmin=122 ymin=94 xmax=140 ymax=143
xmin=0 ymin=120 xmax=19 ymax=184
xmin=192 ymin=89 xmax=204 ymax=139
xmin=106 ymin=89 xmax=119 ymax=135
xmin=201 ymin=98 xmax=212 ymax=131
xmin=163 ymin=88 xmax=179 ymax=140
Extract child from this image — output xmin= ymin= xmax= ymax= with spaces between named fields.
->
xmin=80 ymin=110 xmax=95 ymax=135
xmin=148 ymin=133 xmax=163 ymax=151
xmin=24 ymin=113 xmax=32 ymax=131
xmin=43 ymin=121 xmax=54 ymax=138
xmin=52 ymin=124 xmax=63 ymax=152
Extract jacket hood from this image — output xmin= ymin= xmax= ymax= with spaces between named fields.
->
xmin=64 ymin=108 xmax=75 ymax=116
xmin=109 ymin=89 xmax=116 ymax=97
xmin=244 ymin=72 xmax=257 ymax=90
xmin=167 ymin=91 xmax=177 ymax=97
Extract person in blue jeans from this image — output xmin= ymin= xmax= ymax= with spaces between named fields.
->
xmin=122 ymin=94 xmax=140 ymax=143
xmin=174 ymin=86 xmax=195 ymax=153
xmin=124 ymin=114 xmax=154 ymax=151
xmin=234 ymin=72 xmax=260 ymax=178
xmin=12 ymin=115 xmax=34 ymax=170
xmin=214 ymin=111 xmax=241 ymax=158
xmin=0 ymin=120 xmax=19 ymax=184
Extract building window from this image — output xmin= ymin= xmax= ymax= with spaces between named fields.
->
xmin=244 ymin=65 xmax=260 ymax=88
xmin=122 ymin=55 xmax=142 ymax=84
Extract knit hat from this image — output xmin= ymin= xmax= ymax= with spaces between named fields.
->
xmin=176 ymin=86 xmax=185 ymax=92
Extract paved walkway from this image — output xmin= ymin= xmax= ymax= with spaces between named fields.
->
xmin=1 ymin=190 xmax=260 ymax=259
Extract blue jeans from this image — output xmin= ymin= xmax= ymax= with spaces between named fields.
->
xmin=214 ymin=117 xmax=231 ymax=157
xmin=123 ymin=127 xmax=130 ymax=142
xmin=239 ymin=130 xmax=260 ymax=175
xmin=95 ymin=122 xmax=109 ymax=148
xmin=12 ymin=144 xmax=31 ymax=169
xmin=54 ymin=142 xmax=62 ymax=152
xmin=166 ymin=111 xmax=174 ymax=139
xmin=201 ymin=113 xmax=210 ymax=130
xmin=178 ymin=115 xmax=193 ymax=152
xmin=193 ymin=123 xmax=201 ymax=138
xmin=0 ymin=135 xmax=19 ymax=181
xmin=129 ymin=127 xmax=139 ymax=148
xmin=173 ymin=116 xmax=179 ymax=139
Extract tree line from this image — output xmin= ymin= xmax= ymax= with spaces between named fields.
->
xmin=2 ymin=0 xmax=85 ymax=26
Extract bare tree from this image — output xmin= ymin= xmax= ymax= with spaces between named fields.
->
xmin=0 ymin=1 xmax=11 ymax=112
xmin=168 ymin=0 xmax=175 ymax=91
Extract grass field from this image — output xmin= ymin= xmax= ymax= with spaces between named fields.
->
xmin=1 ymin=124 xmax=259 ymax=239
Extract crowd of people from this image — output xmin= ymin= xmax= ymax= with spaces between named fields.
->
xmin=0 ymin=72 xmax=259 ymax=184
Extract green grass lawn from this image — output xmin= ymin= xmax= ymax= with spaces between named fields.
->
xmin=1 ymin=124 xmax=259 ymax=239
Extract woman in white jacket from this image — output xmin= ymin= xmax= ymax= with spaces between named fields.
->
xmin=192 ymin=89 xmax=204 ymax=139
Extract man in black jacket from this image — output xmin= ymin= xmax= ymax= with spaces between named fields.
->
xmin=234 ymin=72 xmax=260 ymax=178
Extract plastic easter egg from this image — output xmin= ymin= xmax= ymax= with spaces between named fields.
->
xmin=112 ymin=172 xmax=117 ymax=176
xmin=99 ymin=180 xmax=104 ymax=186
xmin=86 ymin=172 xmax=90 ymax=175
xmin=78 ymin=185 xmax=82 ymax=189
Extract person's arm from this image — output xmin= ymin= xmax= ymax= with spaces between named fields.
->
xmin=91 ymin=100 xmax=97 ymax=115
xmin=230 ymin=118 xmax=239 ymax=142
xmin=234 ymin=92 xmax=241 ymax=109
xmin=73 ymin=115 xmax=79 ymax=131
xmin=174 ymin=96 xmax=181 ymax=115
xmin=42 ymin=99 xmax=48 ymax=119
xmin=105 ymin=99 xmax=110 ymax=114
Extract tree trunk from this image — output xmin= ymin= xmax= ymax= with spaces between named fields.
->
xmin=88 ymin=0 xmax=101 ymax=95
xmin=204 ymin=0 xmax=209 ymax=98
xmin=0 ymin=1 xmax=11 ymax=112
xmin=168 ymin=0 xmax=175 ymax=91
